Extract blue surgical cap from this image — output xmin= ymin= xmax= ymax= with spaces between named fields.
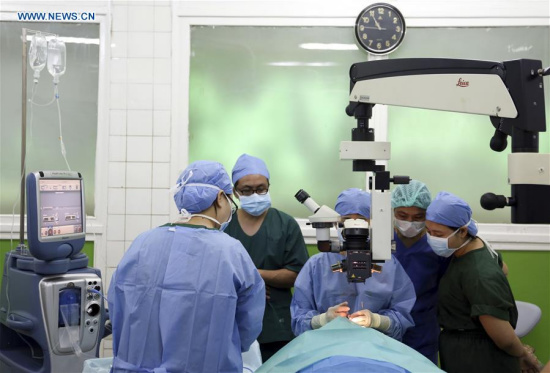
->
xmin=391 ymin=180 xmax=431 ymax=210
xmin=231 ymin=154 xmax=270 ymax=185
xmin=173 ymin=160 xmax=233 ymax=214
xmin=335 ymin=188 xmax=371 ymax=219
xmin=426 ymin=191 xmax=478 ymax=236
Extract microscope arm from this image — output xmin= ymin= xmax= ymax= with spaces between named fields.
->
xmin=348 ymin=58 xmax=546 ymax=139
xmin=348 ymin=58 xmax=516 ymax=118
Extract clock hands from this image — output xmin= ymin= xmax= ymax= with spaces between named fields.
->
xmin=362 ymin=25 xmax=386 ymax=31
xmin=371 ymin=15 xmax=382 ymax=31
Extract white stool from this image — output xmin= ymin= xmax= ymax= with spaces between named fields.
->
xmin=515 ymin=301 xmax=542 ymax=338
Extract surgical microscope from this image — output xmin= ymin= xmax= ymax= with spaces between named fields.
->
xmin=298 ymin=58 xmax=549 ymax=283
xmin=295 ymin=103 xmax=410 ymax=283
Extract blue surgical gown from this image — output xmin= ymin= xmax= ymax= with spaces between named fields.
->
xmin=291 ymin=252 xmax=415 ymax=340
xmin=108 ymin=224 xmax=265 ymax=373
xmin=393 ymin=232 xmax=450 ymax=363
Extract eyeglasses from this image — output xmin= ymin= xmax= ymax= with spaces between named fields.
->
xmin=237 ymin=186 xmax=269 ymax=197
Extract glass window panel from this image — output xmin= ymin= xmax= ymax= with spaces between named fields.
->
xmin=0 ymin=22 xmax=99 ymax=215
xmin=189 ymin=26 xmax=549 ymax=222
xmin=388 ymin=27 xmax=550 ymax=223
xmin=190 ymin=26 xmax=369 ymax=218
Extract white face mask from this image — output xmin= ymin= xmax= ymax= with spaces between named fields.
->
xmin=395 ymin=219 xmax=425 ymax=238
xmin=427 ymin=227 xmax=471 ymax=257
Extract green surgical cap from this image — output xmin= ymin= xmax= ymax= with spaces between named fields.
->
xmin=391 ymin=180 xmax=431 ymax=210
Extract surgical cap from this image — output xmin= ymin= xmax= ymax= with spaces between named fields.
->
xmin=334 ymin=188 xmax=371 ymax=219
xmin=232 ymin=154 xmax=270 ymax=185
xmin=426 ymin=191 xmax=478 ymax=236
xmin=391 ymin=180 xmax=432 ymax=210
xmin=173 ymin=160 xmax=233 ymax=214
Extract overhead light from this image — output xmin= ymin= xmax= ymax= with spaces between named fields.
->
xmin=26 ymin=35 xmax=99 ymax=45
xmin=307 ymin=62 xmax=338 ymax=67
xmin=299 ymin=43 xmax=358 ymax=51
xmin=57 ymin=37 xmax=99 ymax=45
xmin=268 ymin=62 xmax=338 ymax=67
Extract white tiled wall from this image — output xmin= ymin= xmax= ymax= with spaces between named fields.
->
xmin=105 ymin=1 xmax=173 ymax=357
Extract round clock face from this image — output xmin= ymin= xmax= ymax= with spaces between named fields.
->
xmin=355 ymin=3 xmax=406 ymax=55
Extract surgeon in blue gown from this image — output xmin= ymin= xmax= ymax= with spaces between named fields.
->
xmin=391 ymin=180 xmax=450 ymax=364
xmin=108 ymin=161 xmax=265 ymax=373
xmin=291 ymin=188 xmax=416 ymax=341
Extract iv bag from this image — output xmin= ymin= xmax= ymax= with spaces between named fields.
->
xmin=29 ymin=34 xmax=47 ymax=80
xmin=47 ymin=38 xmax=66 ymax=84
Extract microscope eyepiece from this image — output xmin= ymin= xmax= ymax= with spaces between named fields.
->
xmin=295 ymin=189 xmax=310 ymax=203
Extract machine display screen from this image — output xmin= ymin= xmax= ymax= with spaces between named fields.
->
xmin=38 ymin=179 xmax=83 ymax=238
xmin=58 ymin=288 xmax=81 ymax=327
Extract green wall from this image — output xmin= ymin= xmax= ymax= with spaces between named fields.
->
xmin=307 ymin=244 xmax=550 ymax=362
xmin=502 ymin=251 xmax=550 ymax=362
xmin=0 ymin=239 xmax=95 ymax=287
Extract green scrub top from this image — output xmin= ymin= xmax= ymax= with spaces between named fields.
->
xmin=438 ymin=244 xmax=519 ymax=373
xmin=226 ymin=208 xmax=309 ymax=344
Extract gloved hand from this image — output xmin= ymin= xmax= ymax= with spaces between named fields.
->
xmin=349 ymin=309 xmax=391 ymax=332
xmin=311 ymin=301 xmax=350 ymax=329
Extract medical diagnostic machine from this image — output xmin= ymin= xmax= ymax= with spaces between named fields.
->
xmin=298 ymin=58 xmax=549 ymax=282
xmin=0 ymin=171 xmax=106 ymax=373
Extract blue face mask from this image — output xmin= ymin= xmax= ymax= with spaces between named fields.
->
xmin=218 ymin=193 xmax=234 ymax=231
xmin=427 ymin=227 xmax=471 ymax=257
xmin=238 ymin=192 xmax=271 ymax=216
xmin=219 ymin=220 xmax=230 ymax=232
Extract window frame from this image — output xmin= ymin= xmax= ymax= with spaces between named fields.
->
xmin=0 ymin=2 xmax=111 ymax=267
xmin=173 ymin=1 xmax=549 ymax=251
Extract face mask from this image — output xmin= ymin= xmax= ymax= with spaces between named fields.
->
xmin=427 ymin=227 xmax=471 ymax=257
xmin=219 ymin=193 xmax=236 ymax=231
xmin=219 ymin=218 xmax=230 ymax=232
xmin=203 ymin=193 xmax=233 ymax=231
xmin=395 ymin=219 xmax=425 ymax=238
xmin=238 ymin=192 xmax=271 ymax=216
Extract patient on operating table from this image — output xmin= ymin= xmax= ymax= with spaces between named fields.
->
xmin=257 ymin=317 xmax=444 ymax=373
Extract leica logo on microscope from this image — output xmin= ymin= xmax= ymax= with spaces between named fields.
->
xmin=456 ymin=78 xmax=469 ymax=87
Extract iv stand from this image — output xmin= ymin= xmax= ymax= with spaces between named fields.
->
xmin=17 ymin=28 xmax=57 ymax=250
xmin=18 ymin=28 xmax=27 ymax=249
